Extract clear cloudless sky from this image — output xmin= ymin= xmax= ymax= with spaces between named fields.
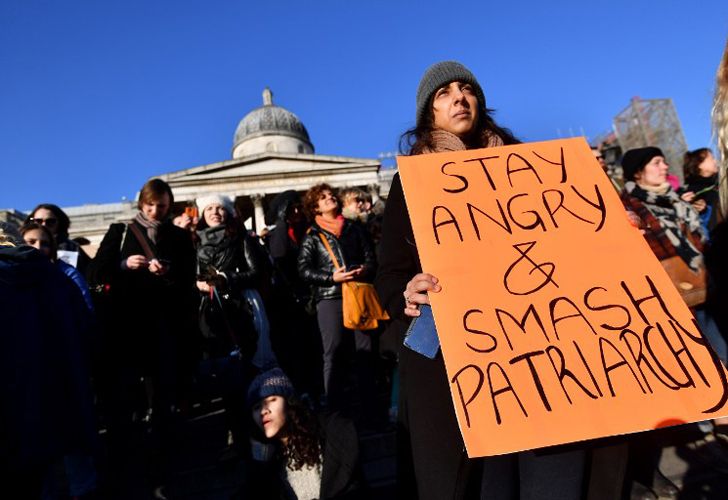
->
xmin=2 ymin=0 xmax=727 ymax=209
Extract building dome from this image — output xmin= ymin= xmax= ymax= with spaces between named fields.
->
xmin=232 ymin=88 xmax=314 ymax=158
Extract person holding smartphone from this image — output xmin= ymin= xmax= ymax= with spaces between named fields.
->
xmin=87 ymin=178 xmax=197 ymax=498
xmin=297 ymin=183 xmax=376 ymax=410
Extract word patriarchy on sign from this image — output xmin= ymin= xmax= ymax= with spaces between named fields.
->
xmin=397 ymin=138 xmax=728 ymax=457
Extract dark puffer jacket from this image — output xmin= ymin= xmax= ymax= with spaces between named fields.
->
xmin=297 ymin=220 xmax=376 ymax=301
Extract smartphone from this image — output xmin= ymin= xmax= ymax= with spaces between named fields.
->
xmin=184 ymin=206 xmax=199 ymax=218
xmin=346 ymin=265 xmax=363 ymax=272
xmin=403 ymin=304 xmax=440 ymax=359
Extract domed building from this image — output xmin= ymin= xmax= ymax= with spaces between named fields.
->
xmin=232 ymin=88 xmax=314 ymax=158
xmin=62 ymin=88 xmax=394 ymax=249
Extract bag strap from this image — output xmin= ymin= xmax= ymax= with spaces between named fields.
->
xmin=128 ymin=223 xmax=157 ymax=260
xmin=318 ymin=232 xmax=342 ymax=271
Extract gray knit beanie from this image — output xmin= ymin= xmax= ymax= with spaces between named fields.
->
xmin=416 ymin=61 xmax=486 ymax=128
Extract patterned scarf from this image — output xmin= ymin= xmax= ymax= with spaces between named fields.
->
xmin=314 ymin=215 xmax=344 ymax=238
xmin=624 ymin=181 xmax=706 ymax=271
xmin=134 ymin=211 xmax=162 ymax=244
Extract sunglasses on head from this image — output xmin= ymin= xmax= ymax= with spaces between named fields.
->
xmin=30 ymin=217 xmax=58 ymax=225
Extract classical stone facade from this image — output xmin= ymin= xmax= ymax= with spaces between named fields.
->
xmin=61 ymin=88 xmax=395 ymax=252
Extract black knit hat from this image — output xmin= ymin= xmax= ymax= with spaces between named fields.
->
xmin=621 ymin=147 xmax=665 ymax=182
xmin=416 ymin=61 xmax=486 ymax=128
xmin=247 ymin=367 xmax=296 ymax=407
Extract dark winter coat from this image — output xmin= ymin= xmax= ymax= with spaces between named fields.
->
xmin=196 ymin=226 xmax=263 ymax=359
xmin=238 ymin=411 xmax=366 ymax=500
xmin=297 ymin=220 xmax=376 ymax=302
xmin=0 ymin=245 xmax=96 ymax=472
xmin=86 ymin=219 xmax=197 ymax=369
xmin=374 ymin=173 xmax=474 ymax=499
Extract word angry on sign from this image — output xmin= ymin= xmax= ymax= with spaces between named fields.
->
xmin=397 ymin=138 xmax=728 ymax=457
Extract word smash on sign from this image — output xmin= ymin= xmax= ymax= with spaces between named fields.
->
xmin=424 ymin=147 xmax=726 ymax=429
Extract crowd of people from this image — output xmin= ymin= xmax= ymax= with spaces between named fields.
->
xmin=2 ymin=43 xmax=728 ymax=500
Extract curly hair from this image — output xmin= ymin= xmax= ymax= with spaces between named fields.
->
xmin=250 ymin=396 xmax=322 ymax=471
xmin=682 ymin=148 xmax=713 ymax=181
xmin=280 ymin=398 xmax=322 ymax=470
xmin=302 ymin=183 xmax=338 ymax=221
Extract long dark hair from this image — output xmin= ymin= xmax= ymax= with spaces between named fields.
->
xmin=682 ymin=148 xmax=713 ymax=181
xmin=399 ymin=100 xmax=519 ymax=155
xmin=25 ymin=203 xmax=71 ymax=240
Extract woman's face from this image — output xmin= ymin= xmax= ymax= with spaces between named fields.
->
xmin=698 ymin=151 xmax=719 ymax=177
xmin=252 ymin=395 xmax=287 ymax=440
xmin=203 ymin=203 xmax=227 ymax=227
xmin=141 ymin=193 xmax=171 ymax=222
xmin=31 ymin=208 xmax=59 ymax=236
xmin=432 ymin=81 xmax=479 ymax=138
xmin=635 ymin=156 xmax=669 ymax=187
xmin=23 ymin=228 xmax=53 ymax=259
xmin=316 ymin=190 xmax=339 ymax=217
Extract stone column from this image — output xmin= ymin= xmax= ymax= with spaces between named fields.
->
xmin=251 ymin=194 xmax=266 ymax=234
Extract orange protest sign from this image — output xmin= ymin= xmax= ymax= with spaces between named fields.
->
xmin=397 ymin=137 xmax=728 ymax=457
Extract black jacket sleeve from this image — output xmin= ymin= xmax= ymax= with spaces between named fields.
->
xmin=226 ymin=234 xmax=265 ymax=292
xmin=86 ymin=223 xmax=126 ymax=286
xmin=297 ymin=232 xmax=335 ymax=286
xmin=375 ymin=173 xmax=421 ymax=324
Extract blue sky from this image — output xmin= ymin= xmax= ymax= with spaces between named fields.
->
xmin=2 ymin=1 xmax=727 ymax=210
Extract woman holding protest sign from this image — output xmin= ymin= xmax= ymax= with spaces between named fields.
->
xmin=375 ymin=61 xmax=585 ymax=499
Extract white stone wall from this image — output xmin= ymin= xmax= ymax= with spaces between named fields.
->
xmin=233 ymin=135 xmax=313 ymax=158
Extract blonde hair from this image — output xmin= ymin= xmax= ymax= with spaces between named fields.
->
xmin=0 ymin=227 xmax=16 ymax=247
xmin=712 ymin=37 xmax=728 ymax=218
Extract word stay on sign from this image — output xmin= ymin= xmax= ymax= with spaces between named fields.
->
xmin=397 ymin=137 xmax=728 ymax=457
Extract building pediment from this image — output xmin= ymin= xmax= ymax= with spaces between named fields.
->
xmin=158 ymin=152 xmax=379 ymax=183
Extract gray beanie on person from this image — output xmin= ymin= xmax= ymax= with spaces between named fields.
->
xmin=416 ymin=61 xmax=486 ymax=128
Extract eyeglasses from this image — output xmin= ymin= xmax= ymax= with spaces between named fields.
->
xmin=30 ymin=217 xmax=58 ymax=226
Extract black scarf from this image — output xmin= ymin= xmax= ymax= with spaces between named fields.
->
xmin=197 ymin=225 xmax=234 ymax=271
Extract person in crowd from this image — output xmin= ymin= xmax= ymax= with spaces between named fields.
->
xmin=297 ymin=183 xmax=376 ymax=410
xmin=25 ymin=203 xmax=91 ymax=274
xmin=375 ymin=61 xmax=585 ymax=499
xmin=20 ymin=222 xmax=94 ymax=312
xmin=86 ymin=178 xmax=196 ymax=498
xmin=196 ymin=194 xmax=275 ymax=369
xmin=172 ymin=204 xmax=200 ymax=233
xmin=240 ymin=367 xmax=365 ymax=499
xmin=682 ymin=148 xmax=722 ymax=234
xmin=194 ymin=194 xmax=269 ymax=453
xmin=18 ymin=222 xmax=98 ymax=499
xmin=338 ymin=187 xmax=367 ymax=223
xmin=620 ymin=147 xmax=726 ymax=498
xmin=265 ymin=190 xmax=323 ymax=398
xmin=706 ymin=36 xmax=728 ymax=442
xmin=0 ymin=225 xmax=96 ymax=499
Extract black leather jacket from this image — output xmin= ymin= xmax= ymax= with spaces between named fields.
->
xmin=297 ymin=220 xmax=376 ymax=301
xmin=196 ymin=228 xmax=265 ymax=294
